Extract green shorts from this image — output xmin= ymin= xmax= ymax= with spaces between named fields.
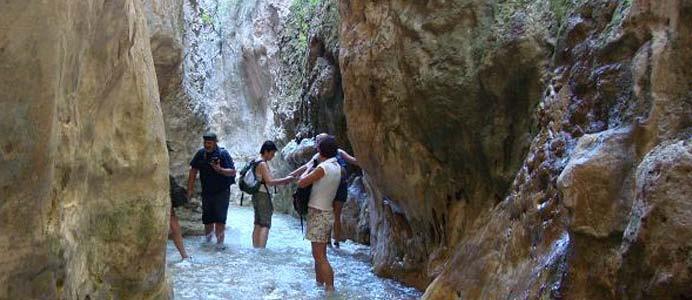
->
xmin=252 ymin=192 xmax=273 ymax=228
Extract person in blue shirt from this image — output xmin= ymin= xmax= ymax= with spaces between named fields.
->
xmin=186 ymin=133 xmax=236 ymax=249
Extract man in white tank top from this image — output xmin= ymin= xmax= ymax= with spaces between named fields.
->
xmin=307 ymin=157 xmax=341 ymax=211
xmin=289 ymin=133 xmax=359 ymax=248
xmin=297 ymin=136 xmax=342 ymax=294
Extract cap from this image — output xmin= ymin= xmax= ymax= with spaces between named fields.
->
xmin=202 ymin=133 xmax=218 ymax=141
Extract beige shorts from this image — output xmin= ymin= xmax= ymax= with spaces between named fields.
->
xmin=305 ymin=208 xmax=334 ymax=243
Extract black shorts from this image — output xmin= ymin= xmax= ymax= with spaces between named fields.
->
xmin=202 ymin=189 xmax=230 ymax=224
xmin=334 ymin=181 xmax=348 ymax=202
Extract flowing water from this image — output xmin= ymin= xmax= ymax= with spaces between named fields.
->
xmin=166 ymin=205 xmax=422 ymax=299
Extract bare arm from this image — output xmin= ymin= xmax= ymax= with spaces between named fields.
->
xmin=298 ymin=166 xmax=325 ymax=188
xmin=187 ymin=167 xmax=198 ymax=199
xmin=289 ymin=153 xmax=320 ymax=176
xmin=288 ymin=164 xmax=308 ymax=177
xmin=338 ymin=149 xmax=358 ymax=166
xmin=259 ymin=162 xmax=294 ymax=186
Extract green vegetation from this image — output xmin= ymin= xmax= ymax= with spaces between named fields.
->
xmin=201 ymin=10 xmax=213 ymax=26
xmin=289 ymin=0 xmax=321 ymax=49
xmin=548 ymin=0 xmax=576 ymax=27
xmin=604 ymin=0 xmax=633 ymax=33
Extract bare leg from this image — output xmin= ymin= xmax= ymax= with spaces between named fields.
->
xmin=314 ymin=262 xmax=324 ymax=285
xmin=311 ymin=242 xmax=334 ymax=291
xmin=214 ymin=223 xmax=225 ymax=245
xmin=252 ymin=225 xmax=261 ymax=248
xmin=257 ymin=227 xmax=270 ymax=248
xmin=170 ymin=211 xmax=189 ymax=259
xmin=204 ymin=224 xmax=214 ymax=242
xmin=333 ymin=201 xmax=343 ymax=247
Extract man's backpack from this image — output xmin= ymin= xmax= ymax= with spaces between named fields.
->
xmin=292 ymin=186 xmax=311 ymax=216
xmin=292 ymin=186 xmax=311 ymax=232
xmin=292 ymin=158 xmax=319 ymax=231
xmin=238 ymin=159 xmax=269 ymax=205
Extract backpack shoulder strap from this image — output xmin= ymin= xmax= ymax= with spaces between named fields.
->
xmin=264 ymin=182 xmax=272 ymax=201
xmin=254 ymin=159 xmax=267 ymax=182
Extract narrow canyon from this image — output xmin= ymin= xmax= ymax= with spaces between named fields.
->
xmin=1 ymin=0 xmax=690 ymax=299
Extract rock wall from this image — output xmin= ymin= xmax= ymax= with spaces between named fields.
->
xmin=276 ymin=0 xmax=372 ymax=232
xmin=144 ymin=0 xmax=206 ymax=189
xmin=146 ymin=0 xmax=300 ymax=221
xmin=146 ymin=0 xmax=355 ymax=219
xmin=0 ymin=0 xmax=170 ymax=298
xmin=339 ymin=0 xmax=691 ymax=297
xmin=175 ymin=0 xmax=308 ymax=213
xmin=339 ymin=0 xmax=548 ymax=288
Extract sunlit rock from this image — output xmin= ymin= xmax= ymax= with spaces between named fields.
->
xmin=0 ymin=0 xmax=170 ymax=298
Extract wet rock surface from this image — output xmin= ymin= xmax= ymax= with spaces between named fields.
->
xmin=340 ymin=176 xmax=371 ymax=245
xmin=339 ymin=0 xmax=691 ymax=297
xmin=4 ymin=0 xmax=689 ymax=298
xmin=0 ymin=0 xmax=170 ymax=298
xmin=619 ymin=139 xmax=692 ymax=298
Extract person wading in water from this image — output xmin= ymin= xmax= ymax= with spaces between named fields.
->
xmin=290 ymin=133 xmax=357 ymax=248
xmin=251 ymin=141 xmax=296 ymax=248
xmin=298 ymin=136 xmax=342 ymax=293
xmin=187 ymin=133 xmax=236 ymax=250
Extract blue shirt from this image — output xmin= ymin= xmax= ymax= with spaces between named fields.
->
xmin=336 ymin=151 xmax=347 ymax=168
xmin=190 ymin=147 xmax=235 ymax=195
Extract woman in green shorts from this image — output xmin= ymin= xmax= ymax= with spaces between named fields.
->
xmin=252 ymin=141 xmax=295 ymax=248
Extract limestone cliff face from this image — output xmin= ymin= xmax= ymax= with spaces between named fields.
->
xmin=146 ymin=0 xmax=354 ymax=218
xmin=144 ymin=0 xmax=299 ymax=218
xmin=339 ymin=0 xmax=547 ymax=288
xmin=181 ymin=0 xmax=296 ymax=156
xmin=340 ymin=0 xmax=691 ymax=297
xmin=0 ymin=0 xmax=170 ymax=299
xmin=144 ymin=0 xmax=206 ymax=189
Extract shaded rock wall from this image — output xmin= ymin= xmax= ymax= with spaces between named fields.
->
xmin=0 ymin=0 xmax=170 ymax=298
xmin=339 ymin=0 xmax=548 ymax=288
xmin=277 ymin=0 xmax=369 ymax=231
xmin=144 ymin=0 xmax=206 ymax=189
xmin=339 ymin=0 xmax=691 ymax=297
xmin=341 ymin=176 xmax=371 ymax=244
xmin=281 ymin=0 xmax=348 ymax=147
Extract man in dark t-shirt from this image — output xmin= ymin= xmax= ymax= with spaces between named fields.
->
xmin=187 ymin=133 xmax=236 ymax=249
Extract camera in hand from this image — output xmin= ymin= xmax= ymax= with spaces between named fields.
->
xmin=208 ymin=155 xmax=220 ymax=165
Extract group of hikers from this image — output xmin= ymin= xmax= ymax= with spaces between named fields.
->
xmin=168 ymin=132 xmax=357 ymax=293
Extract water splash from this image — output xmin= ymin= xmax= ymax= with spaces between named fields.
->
xmin=167 ymin=205 xmax=421 ymax=299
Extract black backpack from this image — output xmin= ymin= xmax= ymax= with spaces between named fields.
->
xmin=292 ymin=159 xmax=319 ymax=231
xmin=292 ymin=186 xmax=311 ymax=232
xmin=293 ymin=186 xmax=311 ymax=216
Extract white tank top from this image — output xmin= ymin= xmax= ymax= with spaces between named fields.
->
xmin=308 ymin=158 xmax=342 ymax=211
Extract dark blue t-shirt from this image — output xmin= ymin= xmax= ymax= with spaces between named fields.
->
xmin=335 ymin=151 xmax=347 ymax=168
xmin=190 ymin=147 xmax=235 ymax=195
xmin=335 ymin=151 xmax=348 ymax=182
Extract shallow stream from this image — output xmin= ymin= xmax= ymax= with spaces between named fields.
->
xmin=166 ymin=205 xmax=422 ymax=299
